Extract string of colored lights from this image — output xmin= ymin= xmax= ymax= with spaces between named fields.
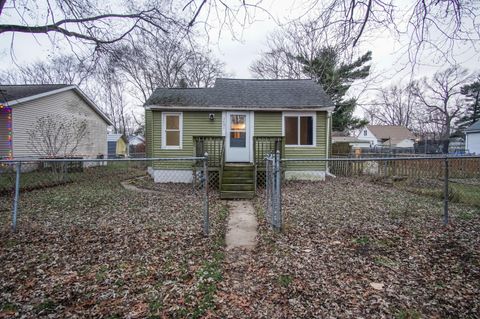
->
xmin=0 ymin=104 xmax=13 ymax=159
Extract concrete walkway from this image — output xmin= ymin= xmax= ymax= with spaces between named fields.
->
xmin=225 ymin=200 xmax=258 ymax=250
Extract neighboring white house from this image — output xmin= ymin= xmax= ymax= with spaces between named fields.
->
xmin=128 ymin=135 xmax=145 ymax=146
xmin=358 ymin=125 xmax=415 ymax=148
xmin=332 ymin=136 xmax=371 ymax=148
xmin=0 ymin=84 xmax=112 ymax=159
xmin=465 ymin=121 xmax=480 ymax=154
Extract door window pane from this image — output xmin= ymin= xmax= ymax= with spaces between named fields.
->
xmin=230 ymin=132 xmax=246 ymax=147
xmin=230 ymin=114 xmax=246 ymax=148
xmin=285 ymin=117 xmax=298 ymax=145
xmin=230 ymin=115 xmax=246 ymax=130
xmin=300 ymin=116 xmax=313 ymax=145
xmin=166 ymin=131 xmax=180 ymax=146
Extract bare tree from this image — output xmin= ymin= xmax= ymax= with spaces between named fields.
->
xmin=0 ymin=1 xmax=178 ymax=51
xmin=315 ymin=0 xmax=480 ymax=67
xmin=412 ymin=66 xmax=472 ymax=153
xmin=109 ymin=28 xmax=227 ymax=102
xmin=365 ymin=82 xmax=420 ymax=130
xmin=0 ymin=54 xmax=94 ymax=86
xmin=183 ymin=51 xmax=227 ymax=88
xmin=27 ymin=115 xmax=88 ymax=157
xmin=0 ymin=0 xmax=273 ymax=57
xmin=95 ymin=60 xmax=135 ymax=136
xmin=108 ymin=29 xmax=193 ymax=103
xmin=250 ymin=18 xmax=354 ymax=79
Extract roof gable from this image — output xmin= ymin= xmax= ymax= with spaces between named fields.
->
xmin=465 ymin=121 xmax=480 ymax=132
xmin=0 ymin=84 xmax=112 ymax=125
xmin=366 ymin=125 xmax=414 ymax=140
xmin=144 ymin=78 xmax=334 ymax=109
xmin=0 ymin=84 xmax=70 ymax=103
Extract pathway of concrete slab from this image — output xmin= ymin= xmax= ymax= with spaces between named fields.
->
xmin=225 ymin=200 xmax=258 ymax=250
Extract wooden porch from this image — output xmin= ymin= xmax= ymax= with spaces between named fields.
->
xmin=193 ymin=136 xmax=284 ymax=195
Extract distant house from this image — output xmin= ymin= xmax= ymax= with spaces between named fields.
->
xmin=332 ymin=136 xmax=371 ymax=148
xmin=358 ymin=125 xmax=415 ymax=148
xmin=107 ymin=133 xmax=128 ymax=158
xmin=128 ymin=135 xmax=145 ymax=146
xmin=128 ymin=135 xmax=146 ymax=157
xmin=0 ymin=84 xmax=112 ymax=159
xmin=465 ymin=121 xmax=480 ymax=154
xmin=331 ymin=133 xmax=371 ymax=155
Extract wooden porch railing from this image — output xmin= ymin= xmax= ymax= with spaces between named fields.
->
xmin=193 ymin=136 xmax=225 ymax=168
xmin=254 ymin=136 xmax=284 ymax=169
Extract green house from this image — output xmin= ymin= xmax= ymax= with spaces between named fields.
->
xmin=144 ymin=78 xmax=334 ymax=198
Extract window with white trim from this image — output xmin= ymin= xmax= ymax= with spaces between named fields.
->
xmin=284 ymin=114 xmax=315 ymax=146
xmin=162 ymin=112 xmax=182 ymax=149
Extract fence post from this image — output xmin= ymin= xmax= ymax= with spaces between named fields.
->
xmin=443 ymin=156 xmax=449 ymax=225
xmin=265 ymin=155 xmax=271 ymax=225
xmin=12 ymin=162 xmax=21 ymax=233
xmin=274 ymin=150 xmax=282 ymax=231
xmin=203 ymin=152 xmax=209 ymax=236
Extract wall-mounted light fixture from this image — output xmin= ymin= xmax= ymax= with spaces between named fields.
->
xmin=209 ymin=113 xmax=215 ymax=121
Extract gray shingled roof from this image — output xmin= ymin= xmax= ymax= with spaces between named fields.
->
xmin=144 ymin=78 xmax=334 ymax=109
xmin=0 ymin=84 xmax=70 ymax=104
xmin=465 ymin=121 xmax=480 ymax=132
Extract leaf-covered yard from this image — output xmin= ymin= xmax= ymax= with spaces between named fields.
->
xmin=0 ymin=168 xmax=228 ymax=318
xmin=1 ymin=173 xmax=479 ymax=318
xmin=216 ymin=178 xmax=480 ymax=318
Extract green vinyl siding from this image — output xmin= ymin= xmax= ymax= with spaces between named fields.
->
xmin=284 ymin=111 xmax=327 ymax=171
xmin=145 ymin=109 xmax=153 ymax=158
xmin=254 ymin=111 xmax=327 ymax=170
xmin=150 ymin=111 xmax=222 ymax=169
xmin=254 ymin=112 xmax=282 ymax=136
xmin=147 ymin=109 xmax=328 ymax=171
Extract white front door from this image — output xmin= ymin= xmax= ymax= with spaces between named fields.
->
xmin=225 ymin=112 xmax=250 ymax=162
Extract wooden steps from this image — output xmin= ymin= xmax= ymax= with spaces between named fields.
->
xmin=220 ymin=164 xmax=255 ymax=199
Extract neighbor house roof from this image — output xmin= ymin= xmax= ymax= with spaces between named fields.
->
xmin=0 ymin=84 xmax=113 ymax=125
xmin=465 ymin=121 xmax=480 ymax=133
xmin=367 ymin=125 xmax=414 ymax=145
xmin=0 ymin=84 xmax=70 ymax=102
xmin=145 ymin=78 xmax=334 ymax=110
xmin=108 ymin=133 xmax=128 ymax=143
xmin=332 ymin=136 xmax=370 ymax=144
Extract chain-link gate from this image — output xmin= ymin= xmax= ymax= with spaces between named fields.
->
xmin=265 ymin=151 xmax=282 ymax=230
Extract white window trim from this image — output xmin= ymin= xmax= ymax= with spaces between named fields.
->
xmin=161 ymin=112 xmax=183 ymax=150
xmin=282 ymin=112 xmax=316 ymax=147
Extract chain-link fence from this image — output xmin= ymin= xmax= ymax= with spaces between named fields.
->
xmin=265 ymin=152 xmax=282 ymax=230
xmin=263 ymin=155 xmax=480 ymax=231
xmin=0 ymin=156 xmax=211 ymax=235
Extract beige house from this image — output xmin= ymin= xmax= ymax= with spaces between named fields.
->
xmin=0 ymin=84 xmax=112 ymax=159
xmin=358 ymin=125 xmax=415 ymax=148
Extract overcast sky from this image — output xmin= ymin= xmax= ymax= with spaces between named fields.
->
xmin=1 ymin=0 xmax=479 ymax=116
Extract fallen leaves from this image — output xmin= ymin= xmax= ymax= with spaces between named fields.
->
xmin=0 ymin=166 xmax=228 ymax=318
xmin=215 ymin=177 xmax=480 ymax=318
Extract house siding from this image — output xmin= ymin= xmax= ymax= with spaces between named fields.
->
xmin=148 ymin=109 xmax=328 ymax=172
xmin=466 ymin=132 xmax=480 ymax=154
xmin=254 ymin=112 xmax=282 ymax=136
xmin=284 ymin=111 xmax=327 ymax=171
xmin=0 ymin=112 xmax=10 ymax=158
xmin=145 ymin=109 xmax=153 ymax=158
xmin=11 ymin=90 xmax=108 ymax=158
xmin=117 ymin=138 xmax=127 ymax=156
xmin=151 ymin=110 xmax=222 ymax=169
xmin=254 ymin=111 xmax=327 ymax=170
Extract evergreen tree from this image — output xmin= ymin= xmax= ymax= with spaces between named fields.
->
xmin=298 ymin=47 xmax=371 ymax=132
xmin=458 ymin=75 xmax=480 ymax=129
